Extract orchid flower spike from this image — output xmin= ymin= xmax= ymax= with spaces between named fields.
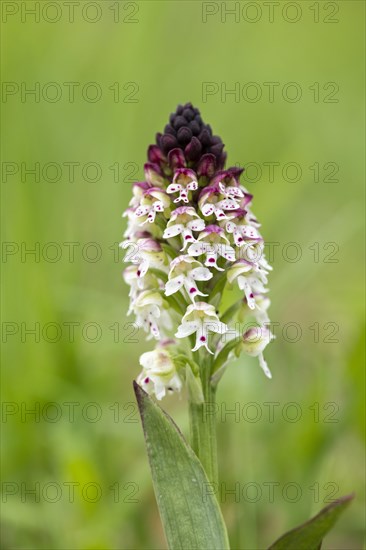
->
xmin=121 ymin=102 xmax=273 ymax=399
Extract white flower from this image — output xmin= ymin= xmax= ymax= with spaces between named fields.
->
xmin=175 ymin=302 xmax=228 ymax=354
xmin=133 ymin=290 xmax=170 ymax=340
xmin=187 ymin=225 xmax=236 ymax=271
xmin=227 ymin=260 xmax=268 ymax=310
xmin=144 ymin=162 xmax=165 ymax=187
xmin=225 ymin=211 xmax=263 ymax=247
xmin=166 ymin=168 xmax=198 ymax=204
xmin=122 ymin=238 xmax=166 ymax=287
xmin=163 ymin=206 xmax=205 ymax=250
xmin=137 ymin=348 xmax=182 ymax=400
xmin=123 ymin=265 xmax=160 ymax=312
xmin=251 ymin=294 xmax=271 ymax=324
xmin=198 ymin=179 xmax=245 ymax=220
xmin=134 ymin=187 xmax=171 ymax=224
xmin=129 ymin=181 xmax=151 ymax=209
xmin=242 ymin=326 xmax=274 ymax=378
xmin=165 ymin=256 xmax=212 ymax=302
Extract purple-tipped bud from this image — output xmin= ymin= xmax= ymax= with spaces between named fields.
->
xmin=148 ymin=145 xmax=166 ymax=166
xmin=150 ymin=103 xmax=227 ymax=174
xmin=160 ymin=134 xmax=178 ymax=154
xmin=185 ymin=136 xmax=202 ymax=161
xmin=197 ymin=153 xmax=217 ymax=177
xmin=168 ymin=148 xmax=186 ymax=170
xmin=177 ymin=126 xmax=193 ymax=145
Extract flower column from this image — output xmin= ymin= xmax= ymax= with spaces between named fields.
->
xmin=121 ymin=103 xmax=273 ymax=485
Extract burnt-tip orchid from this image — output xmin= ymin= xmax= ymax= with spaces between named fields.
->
xmin=121 ymin=102 xmax=273 ymax=402
xmin=123 ymin=105 xmax=353 ymax=550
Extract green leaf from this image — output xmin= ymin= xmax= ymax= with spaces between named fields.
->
xmin=133 ymin=382 xmax=230 ymax=550
xmin=268 ymin=494 xmax=354 ymax=550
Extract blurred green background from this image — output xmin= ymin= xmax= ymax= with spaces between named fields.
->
xmin=1 ymin=1 xmax=365 ymax=548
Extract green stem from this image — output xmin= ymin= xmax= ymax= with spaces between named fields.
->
xmin=189 ymin=354 xmax=218 ymax=486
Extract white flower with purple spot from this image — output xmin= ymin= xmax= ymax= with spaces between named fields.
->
xmin=144 ymin=162 xmax=165 ymax=187
xmin=165 ymin=256 xmax=212 ymax=302
xmin=166 ymin=168 xmax=198 ymax=203
xmin=175 ymin=302 xmax=228 ymax=354
xmin=133 ymin=290 xmax=170 ymax=340
xmin=123 ymin=265 xmax=160 ymax=313
xmin=163 ymin=206 xmax=205 ymax=250
xmin=227 ymin=260 xmax=268 ymax=310
xmin=187 ymin=225 xmax=236 ymax=271
xmin=134 ymin=187 xmax=171 ymax=224
xmin=137 ymin=348 xmax=182 ymax=400
xmin=225 ymin=209 xmax=263 ymax=247
xmin=124 ymin=238 xmax=167 ymax=287
xmin=198 ymin=183 xmax=239 ymax=220
xmin=129 ymin=181 xmax=152 ymax=209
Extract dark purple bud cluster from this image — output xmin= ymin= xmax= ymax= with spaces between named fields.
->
xmin=152 ymin=103 xmax=226 ymax=174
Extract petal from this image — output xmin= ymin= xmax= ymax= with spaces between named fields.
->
xmin=135 ymin=205 xmax=150 ymax=217
xmin=187 ymin=242 xmax=206 ymax=256
xmin=234 ymin=231 xmax=245 ymax=247
xmin=138 ymin=259 xmax=149 ymax=278
xmin=180 ymin=229 xmax=195 ymax=250
xmin=204 ymin=252 xmax=222 ymax=271
xmin=241 ymin=225 xmax=262 ymax=240
xmin=226 ymin=186 xmax=244 ymax=198
xmin=183 ymin=280 xmax=205 ymax=301
xmin=217 ymin=199 xmax=240 ymax=210
xmin=215 ymin=208 xmax=230 ymax=220
xmin=201 ymin=204 xmax=215 ymax=217
xmin=139 ymin=351 xmax=154 ymax=369
xmin=219 ymin=244 xmax=236 ymax=261
xmin=190 ymin=266 xmax=213 ymax=281
xmin=192 ymin=324 xmax=214 ymax=354
xmin=259 ymin=354 xmax=272 ymax=379
xmin=240 ymin=280 xmax=256 ymax=309
xmin=166 ymin=183 xmax=182 ymax=194
xmin=226 ymin=221 xmax=236 ymax=233
xmin=149 ymin=318 xmax=160 ymax=340
xmin=187 ymin=218 xmax=205 ymax=232
xmin=163 ymin=223 xmax=183 ymax=239
xmin=175 ymin=321 xmax=199 ymax=338
xmin=165 ymin=276 xmax=184 ymax=296
xmin=187 ymin=180 xmax=198 ymax=191
xmin=207 ymin=320 xmax=228 ymax=335
xmin=153 ymin=201 xmax=164 ymax=212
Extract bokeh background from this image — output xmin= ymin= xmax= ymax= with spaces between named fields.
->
xmin=1 ymin=1 xmax=365 ymax=548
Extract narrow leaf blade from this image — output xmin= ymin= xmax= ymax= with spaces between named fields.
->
xmin=134 ymin=381 xmax=230 ymax=550
xmin=268 ymin=494 xmax=354 ymax=550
